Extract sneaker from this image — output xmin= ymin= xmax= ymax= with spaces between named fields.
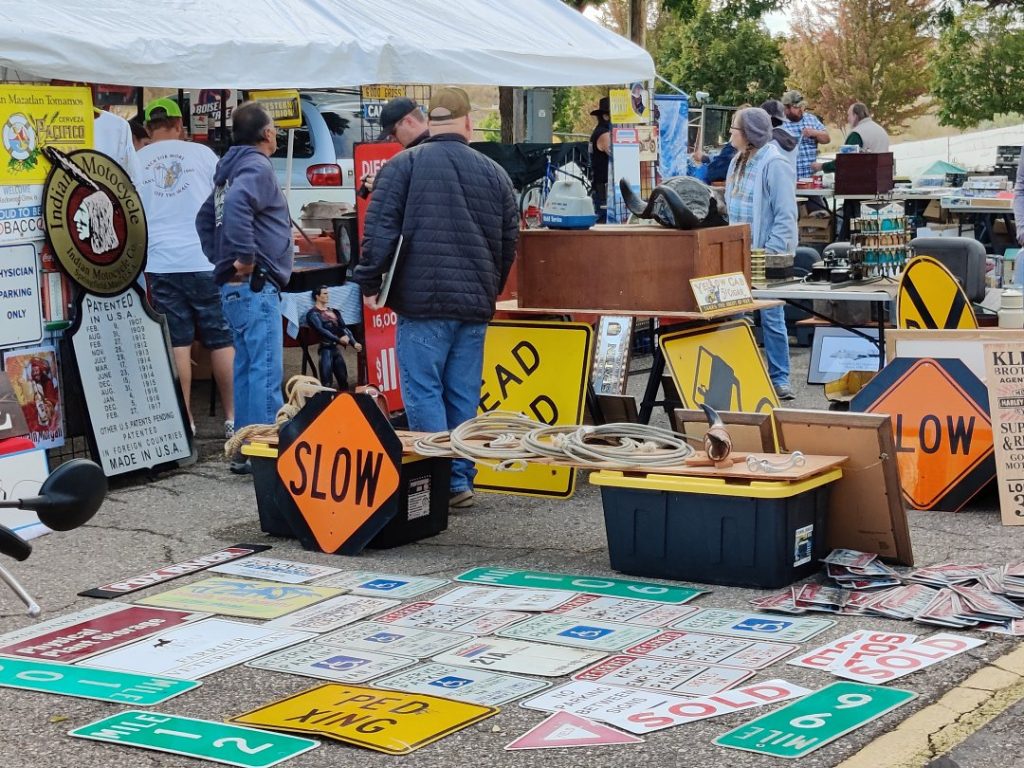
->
xmin=225 ymin=420 xmax=235 ymax=439
xmin=229 ymin=459 xmax=252 ymax=475
xmin=774 ymin=384 xmax=795 ymax=401
xmin=449 ymin=490 xmax=475 ymax=509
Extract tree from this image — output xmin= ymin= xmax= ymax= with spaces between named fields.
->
xmin=930 ymin=5 xmax=1024 ymax=127
xmin=783 ymin=0 xmax=932 ymax=130
xmin=651 ymin=0 xmax=787 ymax=106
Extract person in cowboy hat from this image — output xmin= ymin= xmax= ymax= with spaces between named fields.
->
xmin=590 ymin=96 xmax=612 ymax=223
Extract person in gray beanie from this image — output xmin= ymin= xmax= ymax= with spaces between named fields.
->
xmin=725 ymin=107 xmax=798 ymax=400
xmin=760 ymin=99 xmax=798 ymax=170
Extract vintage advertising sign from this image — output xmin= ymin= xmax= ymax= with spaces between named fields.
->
xmin=0 ymin=184 xmax=44 ymax=244
xmin=715 ymin=682 xmax=917 ymax=758
xmin=248 ymin=89 xmax=302 ymax=129
xmin=897 ymin=255 xmax=978 ymax=330
xmin=361 ymin=85 xmax=407 ymax=101
xmin=592 ymin=316 xmax=634 ymax=395
xmin=0 ymin=368 xmax=30 ymax=439
xmin=660 ymin=320 xmax=778 ymax=414
xmin=190 ymin=89 xmax=238 ymax=137
xmin=313 ymin=571 xmax=448 ymax=599
xmin=135 ymin=577 xmax=343 ymax=620
xmin=431 ymin=586 xmax=574 ymax=612
xmin=373 ymin=601 xmax=526 ymax=635
xmin=496 ymin=615 xmax=658 ymax=651
xmin=232 ymin=682 xmax=498 ymax=755
xmin=0 ymin=605 xmax=206 ymax=663
xmin=433 ymin=637 xmax=606 ymax=677
xmin=71 ymin=711 xmax=318 ymax=768
xmin=209 ymin=556 xmax=342 ymax=584
xmin=574 ymin=655 xmax=754 ymax=696
xmin=0 ymin=85 xmax=93 ymax=185
xmin=262 ymin=595 xmax=399 ymax=633
xmin=476 ymin=320 xmax=593 ymax=498
xmin=551 ymin=595 xmax=699 ymax=627
xmin=671 ymin=609 xmax=835 ymax=642
xmin=375 ymin=662 xmax=549 ymax=705
xmin=505 ymin=711 xmax=644 ymax=751
xmin=43 ymin=148 xmax=147 ymax=296
xmin=624 ymin=630 xmax=798 ymax=669
xmin=2 ymin=344 xmax=63 ymax=448
xmin=609 ymin=85 xmax=650 ymax=125
xmin=316 ymin=621 xmax=468 ymax=658
xmin=456 ymin=567 xmax=704 ymax=604
xmin=277 ymin=391 xmax=403 ymax=554
xmin=69 ymin=286 xmax=193 ymax=476
xmin=851 ymin=357 xmax=995 ymax=511
xmin=79 ymin=544 xmax=271 ymax=598
xmin=985 ymin=342 xmax=1024 ymax=525
xmin=79 ymin=618 xmax=313 ymax=679
xmin=247 ymin=643 xmax=416 ymax=683
xmin=689 ymin=272 xmax=756 ymax=314
xmin=0 ymin=242 xmax=43 ymax=349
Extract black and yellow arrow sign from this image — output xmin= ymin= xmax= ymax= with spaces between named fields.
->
xmin=897 ymin=255 xmax=978 ymax=330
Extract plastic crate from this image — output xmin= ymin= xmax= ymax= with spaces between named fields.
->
xmin=590 ymin=469 xmax=841 ymax=589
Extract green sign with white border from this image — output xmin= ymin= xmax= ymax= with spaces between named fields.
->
xmin=0 ymin=656 xmax=198 ymax=705
xmin=714 ymin=681 xmax=916 ymax=758
xmin=69 ymin=711 xmax=319 ymax=768
xmin=456 ymin=567 xmax=704 ymax=604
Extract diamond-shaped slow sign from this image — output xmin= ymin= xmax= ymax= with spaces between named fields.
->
xmin=851 ymin=357 xmax=994 ymax=512
xmin=277 ymin=392 xmax=402 ymax=554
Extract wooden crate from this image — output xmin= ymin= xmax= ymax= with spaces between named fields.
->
xmin=516 ymin=224 xmax=751 ymax=313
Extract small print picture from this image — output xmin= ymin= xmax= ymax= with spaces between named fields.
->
xmin=3 ymin=345 xmax=64 ymax=449
xmin=794 ymin=524 xmax=813 ymax=567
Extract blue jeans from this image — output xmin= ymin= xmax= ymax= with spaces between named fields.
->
xmin=396 ymin=316 xmax=487 ymax=493
xmin=759 ymin=305 xmax=790 ymax=389
xmin=220 ymin=283 xmax=283 ymax=430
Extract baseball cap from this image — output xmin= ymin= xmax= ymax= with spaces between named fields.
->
xmin=760 ymin=99 xmax=786 ymax=127
xmin=781 ymin=90 xmax=805 ymax=107
xmin=144 ymin=97 xmax=182 ymax=122
xmin=428 ymin=87 xmax=471 ymax=121
xmin=379 ymin=97 xmax=418 ymax=135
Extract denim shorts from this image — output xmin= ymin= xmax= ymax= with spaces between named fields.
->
xmin=146 ymin=271 xmax=233 ymax=349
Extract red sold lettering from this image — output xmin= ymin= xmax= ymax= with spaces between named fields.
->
xmin=626 ymin=712 xmax=675 ymax=729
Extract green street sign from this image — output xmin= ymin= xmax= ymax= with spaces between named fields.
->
xmin=70 ymin=711 xmax=319 ymax=768
xmin=714 ymin=681 xmax=917 ymax=758
xmin=455 ymin=567 xmax=704 ymax=604
xmin=0 ymin=657 xmax=198 ymax=705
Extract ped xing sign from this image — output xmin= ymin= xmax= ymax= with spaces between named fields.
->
xmin=70 ymin=711 xmax=318 ymax=768
xmin=715 ymin=681 xmax=917 ymax=758
xmin=277 ymin=391 xmax=402 ymax=554
xmin=456 ymin=567 xmax=704 ymax=604
xmin=0 ymin=657 xmax=197 ymax=705
xmin=477 ymin=320 xmax=593 ymax=498
xmin=851 ymin=357 xmax=994 ymax=511
xmin=231 ymin=682 xmax=498 ymax=755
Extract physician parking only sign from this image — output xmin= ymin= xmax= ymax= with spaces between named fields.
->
xmin=477 ymin=320 xmax=593 ymax=498
xmin=0 ymin=242 xmax=43 ymax=349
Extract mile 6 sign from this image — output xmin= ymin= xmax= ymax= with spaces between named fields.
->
xmin=715 ymin=681 xmax=916 ymax=758
xmin=277 ymin=391 xmax=402 ymax=554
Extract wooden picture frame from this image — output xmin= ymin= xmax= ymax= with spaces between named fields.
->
xmin=774 ymin=408 xmax=914 ymax=566
xmin=885 ymin=329 xmax=1024 ymax=384
xmin=671 ymin=409 xmax=776 ymax=453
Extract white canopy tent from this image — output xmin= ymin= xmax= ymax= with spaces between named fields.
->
xmin=0 ymin=0 xmax=653 ymax=88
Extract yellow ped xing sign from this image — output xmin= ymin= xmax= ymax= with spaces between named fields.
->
xmin=897 ymin=255 xmax=978 ymax=330
xmin=231 ymin=683 xmax=498 ymax=755
xmin=660 ymin=319 xmax=778 ymax=414
xmin=477 ymin=320 xmax=593 ymax=498
xmin=249 ymin=89 xmax=302 ymax=129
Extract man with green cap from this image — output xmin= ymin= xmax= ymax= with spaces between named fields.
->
xmin=137 ymin=97 xmax=235 ymax=437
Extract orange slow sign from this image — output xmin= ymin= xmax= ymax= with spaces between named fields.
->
xmin=278 ymin=392 xmax=402 ymax=554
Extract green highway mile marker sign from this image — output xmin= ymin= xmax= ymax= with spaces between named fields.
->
xmin=70 ymin=711 xmax=319 ymax=768
xmin=455 ymin=567 xmax=704 ymax=604
xmin=0 ymin=656 xmax=198 ymax=705
xmin=715 ymin=681 xmax=916 ymax=758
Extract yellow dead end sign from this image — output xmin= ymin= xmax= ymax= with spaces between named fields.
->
xmin=477 ymin=320 xmax=593 ymax=498
xmin=231 ymin=683 xmax=498 ymax=755
xmin=897 ymin=254 xmax=978 ymax=330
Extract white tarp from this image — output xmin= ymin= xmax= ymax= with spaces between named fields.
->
xmin=892 ymin=124 xmax=1024 ymax=179
xmin=0 ymin=0 xmax=653 ymax=88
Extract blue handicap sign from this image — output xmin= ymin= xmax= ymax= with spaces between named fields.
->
xmin=732 ymin=618 xmax=794 ymax=634
xmin=558 ymin=625 xmax=614 ymax=641
xmin=429 ymin=675 xmax=473 ymax=690
xmin=361 ymin=579 xmax=409 ymax=591
xmin=313 ymin=655 xmax=370 ymax=672
xmin=366 ymin=632 xmax=403 ymax=644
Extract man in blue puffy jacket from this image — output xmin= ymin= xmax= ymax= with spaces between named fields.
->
xmin=196 ymin=101 xmax=293 ymax=473
xmin=354 ymin=87 xmax=518 ymax=509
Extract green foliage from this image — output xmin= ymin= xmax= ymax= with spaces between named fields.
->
xmin=652 ymin=0 xmax=787 ymax=106
xmin=930 ymin=5 xmax=1024 ymax=127
xmin=476 ymin=110 xmax=502 ymax=143
xmin=662 ymin=0 xmax=787 ymax=20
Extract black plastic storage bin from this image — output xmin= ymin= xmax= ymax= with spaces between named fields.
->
xmin=590 ymin=469 xmax=841 ymax=589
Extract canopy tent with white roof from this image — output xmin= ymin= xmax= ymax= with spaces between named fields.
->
xmin=0 ymin=0 xmax=653 ymax=88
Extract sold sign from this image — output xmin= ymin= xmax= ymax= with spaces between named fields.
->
xmin=832 ymin=632 xmax=985 ymax=684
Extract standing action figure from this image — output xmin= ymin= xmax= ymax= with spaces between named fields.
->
xmin=305 ymin=286 xmax=362 ymax=390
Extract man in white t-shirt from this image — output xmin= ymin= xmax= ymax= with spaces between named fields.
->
xmin=137 ymin=98 xmax=234 ymax=436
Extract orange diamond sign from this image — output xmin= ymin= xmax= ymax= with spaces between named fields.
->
xmin=852 ymin=358 xmax=995 ymax=511
xmin=278 ymin=392 xmax=402 ymax=553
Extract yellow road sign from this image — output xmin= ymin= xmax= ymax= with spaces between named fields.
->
xmin=660 ymin=320 xmax=778 ymax=414
xmin=477 ymin=321 xmax=593 ymax=498
xmin=897 ymin=255 xmax=978 ymax=330
xmin=231 ymin=683 xmax=498 ymax=755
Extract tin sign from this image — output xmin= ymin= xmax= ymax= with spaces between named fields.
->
xmin=0 ymin=657 xmax=198 ymax=705
xmin=209 ymin=556 xmax=342 ymax=584
xmin=247 ymin=643 xmax=415 ymax=683
xmin=457 ymin=567 xmax=704 ymax=604
xmin=79 ymin=618 xmax=314 ymax=679
xmin=624 ymin=630 xmax=798 ymax=669
xmin=263 ymin=595 xmax=399 ymax=633
xmin=831 ymin=632 xmax=985 ymax=684
xmin=787 ymin=631 xmax=917 ymax=671
xmin=375 ymin=662 xmax=550 ymax=706
xmin=316 ymin=621 xmax=467 ymax=658
xmin=431 ymin=586 xmax=575 ymax=612
xmin=432 ymin=637 xmax=606 ymax=677
xmin=671 ymin=609 xmax=835 ymax=642
xmin=135 ymin=577 xmax=344 ymax=620
xmin=573 ymin=655 xmax=754 ymax=696
xmin=497 ymin=615 xmax=658 ymax=651
xmin=505 ymin=711 xmax=644 ymax=751
xmin=373 ymin=602 xmax=526 ymax=634
xmin=71 ymin=710 xmax=318 ymax=768
xmin=313 ymin=571 xmax=449 ymax=599
xmin=551 ymin=595 xmax=699 ymax=627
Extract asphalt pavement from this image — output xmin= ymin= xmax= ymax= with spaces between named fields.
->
xmin=1 ymin=347 xmax=1023 ymax=768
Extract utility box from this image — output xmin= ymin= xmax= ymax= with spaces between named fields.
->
xmin=525 ymin=88 xmax=554 ymax=143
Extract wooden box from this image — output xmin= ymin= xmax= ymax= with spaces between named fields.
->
xmin=835 ymin=153 xmax=895 ymax=195
xmin=516 ymin=224 xmax=751 ymax=313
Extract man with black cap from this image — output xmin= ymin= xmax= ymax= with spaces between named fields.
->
xmin=354 ymin=87 xmax=518 ymax=510
xmin=590 ymin=96 xmax=612 ymax=223
xmin=358 ymin=97 xmax=428 ymax=198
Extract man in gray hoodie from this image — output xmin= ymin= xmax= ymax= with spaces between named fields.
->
xmin=197 ymin=101 xmax=293 ymax=473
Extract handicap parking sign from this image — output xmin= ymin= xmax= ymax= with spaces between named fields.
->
xmin=430 ymin=675 xmax=473 ymax=690
xmin=367 ymin=632 xmax=403 ymax=644
xmin=362 ymin=579 xmax=409 ymax=592
xmin=558 ymin=625 xmax=614 ymax=641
